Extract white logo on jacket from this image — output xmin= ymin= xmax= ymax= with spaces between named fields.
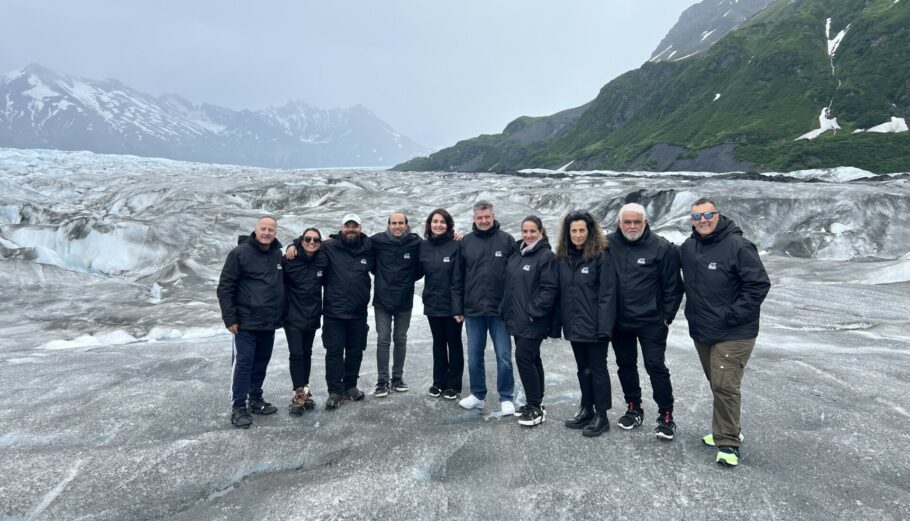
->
xmin=403 ymin=253 xmax=411 ymax=259
xmin=581 ymin=267 xmax=589 ymax=274
xmin=708 ymin=262 xmax=717 ymax=270
xmin=522 ymin=265 xmax=531 ymax=271
xmin=637 ymin=258 xmax=646 ymax=265
xmin=277 ymin=264 xmax=283 ymax=270
xmin=494 ymin=251 xmax=502 ymax=257
xmin=443 ymin=256 xmax=450 ymax=263
xmin=317 ymin=270 xmax=323 ymax=277
xmin=361 ymin=259 xmax=367 ymax=265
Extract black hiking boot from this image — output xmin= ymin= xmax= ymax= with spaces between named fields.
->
xmin=564 ymin=406 xmax=595 ymax=429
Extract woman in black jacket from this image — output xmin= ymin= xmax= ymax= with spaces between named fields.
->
xmin=418 ymin=209 xmax=464 ymax=400
xmin=283 ymin=227 xmax=328 ymax=414
xmin=501 ymin=216 xmax=558 ymax=426
xmin=555 ymin=211 xmax=618 ymax=437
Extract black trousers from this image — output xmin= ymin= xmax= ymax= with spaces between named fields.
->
xmin=514 ymin=336 xmax=545 ymax=407
xmin=322 ymin=316 xmax=368 ymax=395
xmin=231 ymin=329 xmax=275 ymax=407
xmin=570 ymin=340 xmax=612 ymax=412
xmin=427 ymin=316 xmax=464 ymax=392
xmin=285 ymin=327 xmax=316 ymax=390
xmin=612 ymin=325 xmax=674 ymax=412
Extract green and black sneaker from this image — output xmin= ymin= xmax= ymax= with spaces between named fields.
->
xmin=716 ymin=446 xmax=740 ymax=467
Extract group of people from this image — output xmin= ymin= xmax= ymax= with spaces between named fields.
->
xmin=216 ymin=197 xmax=770 ymax=467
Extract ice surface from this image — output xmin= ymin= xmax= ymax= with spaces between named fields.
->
xmin=1 ymin=148 xmax=909 ymax=520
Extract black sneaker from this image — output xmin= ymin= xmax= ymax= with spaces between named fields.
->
xmin=231 ymin=405 xmax=252 ymax=429
xmin=617 ymin=402 xmax=644 ymax=430
xmin=582 ymin=411 xmax=610 ymax=437
xmin=442 ymin=389 xmax=459 ymax=400
xmin=374 ymin=383 xmax=390 ymax=398
xmin=345 ymin=387 xmax=365 ymax=401
xmin=249 ymin=399 xmax=278 ymax=415
xmin=325 ymin=393 xmax=345 ymax=409
xmin=514 ymin=404 xmax=529 ymax=419
xmin=518 ymin=405 xmax=545 ymax=427
xmin=654 ymin=410 xmax=676 ymax=441
xmin=391 ymin=379 xmax=409 ymax=393
xmin=564 ymin=406 xmax=595 ymax=429
xmin=428 ymin=385 xmax=442 ymax=397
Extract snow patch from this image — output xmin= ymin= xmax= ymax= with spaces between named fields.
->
xmin=713 ymin=93 xmax=722 ymax=102
xmin=826 ymin=18 xmax=849 ymax=58
xmin=867 ymin=117 xmax=908 ymax=134
xmin=796 ymin=107 xmax=841 ymax=140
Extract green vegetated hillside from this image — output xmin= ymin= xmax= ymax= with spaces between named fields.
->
xmin=396 ymin=0 xmax=909 ymax=173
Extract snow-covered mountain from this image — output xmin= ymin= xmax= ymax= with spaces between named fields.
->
xmin=0 ymin=64 xmax=428 ymax=167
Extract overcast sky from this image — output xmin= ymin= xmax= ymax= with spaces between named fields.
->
xmin=2 ymin=1 xmax=697 ymax=150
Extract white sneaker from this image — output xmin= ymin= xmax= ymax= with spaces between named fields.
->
xmin=500 ymin=401 xmax=516 ymax=416
xmin=459 ymin=394 xmax=485 ymax=410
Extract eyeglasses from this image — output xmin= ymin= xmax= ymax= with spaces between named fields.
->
xmin=691 ymin=211 xmax=718 ymax=221
xmin=302 ymin=236 xmax=322 ymax=243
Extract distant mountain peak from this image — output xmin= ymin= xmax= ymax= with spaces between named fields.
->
xmin=0 ymin=64 xmax=427 ymax=168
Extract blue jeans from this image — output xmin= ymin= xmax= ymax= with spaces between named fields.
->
xmin=465 ymin=316 xmax=513 ymax=401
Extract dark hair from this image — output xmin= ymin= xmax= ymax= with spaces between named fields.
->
xmin=521 ymin=215 xmax=547 ymax=241
xmin=692 ymin=197 xmax=717 ymax=209
xmin=424 ymin=208 xmax=455 ymax=239
xmin=299 ymin=227 xmax=322 ymax=240
xmin=555 ymin=210 xmax=606 ymax=262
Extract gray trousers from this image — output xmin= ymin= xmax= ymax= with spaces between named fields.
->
xmin=695 ymin=338 xmax=755 ymax=448
xmin=375 ymin=307 xmax=412 ymax=384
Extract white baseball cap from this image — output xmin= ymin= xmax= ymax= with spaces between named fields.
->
xmin=342 ymin=213 xmax=362 ymax=225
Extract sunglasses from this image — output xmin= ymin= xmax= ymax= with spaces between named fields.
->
xmin=302 ymin=236 xmax=322 ymax=243
xmin=691 ymin=211 xmax=718 ymax=221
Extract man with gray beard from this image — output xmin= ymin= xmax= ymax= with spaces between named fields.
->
xmin=608 ymin=203 xmax=684 ymax=440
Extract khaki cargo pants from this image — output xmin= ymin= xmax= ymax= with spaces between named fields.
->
xmin=695 ymin=338 xmax=755 ymax=448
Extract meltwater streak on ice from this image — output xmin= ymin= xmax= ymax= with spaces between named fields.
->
xmin=0 ymin=148 xmax=909 ymax=350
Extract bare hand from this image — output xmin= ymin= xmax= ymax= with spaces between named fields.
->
xmin=454 ymin=231 xmax=463 ymax=241
xmin=286 ymin=245 xmax=298 ymax=260
xmin=454 ymin=315 xmax=464 ymax=323
xmin=227 ymin=324 xmax=238 ymax=335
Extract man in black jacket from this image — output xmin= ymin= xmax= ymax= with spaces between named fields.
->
xmin=609 ymin=203 xmax=684 ymax=440
xmin=217 ymin=215 xmax=284 ymax=429
xmin=320 ymin=214 xmax=376 ymax=409
xmin=679 ymin=198 xmax=770 ymax=467
xmin=453 ymin=200 xmax=519 ymax=415
xmin=371 ymin=212 xmax=423 ymax=397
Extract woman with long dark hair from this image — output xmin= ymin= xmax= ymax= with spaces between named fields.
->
xmin=500 ymin=215 xmax=558 ymax=426
xmin=283 ymin=227 xmax=328 ymax=414
xmin=418 ymin=209 xmax=464 ymax=400
xmin=554 ymin=211 xmax=618 ymax=437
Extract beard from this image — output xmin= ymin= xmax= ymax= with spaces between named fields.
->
xmin=621 ymin=229 xmax=643 ymax=241
xmin=342 ymin=231 xmax=360 ymax=245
